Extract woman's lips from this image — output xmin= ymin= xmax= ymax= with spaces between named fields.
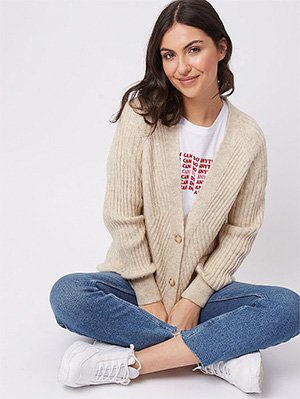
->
xmin=177 ymin=75 xmax=199 ymax=85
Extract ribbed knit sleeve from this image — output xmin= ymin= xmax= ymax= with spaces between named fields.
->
xmin=103 ymin=101 xmax=162 ymax=306
xmin=181 ymin=134 xmax=268 ymax=308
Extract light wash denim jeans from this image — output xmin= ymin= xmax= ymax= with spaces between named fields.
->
xmin=49 ymin=271 xmax=300 ymax=367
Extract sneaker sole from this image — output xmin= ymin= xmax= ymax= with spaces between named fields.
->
xmin=58 ymin=341 xmax=98 ymax=388
xmin=253 ymin=354 xmax=264 ymax=393
xmin=241 ymin=351 xmax=263 ymax=393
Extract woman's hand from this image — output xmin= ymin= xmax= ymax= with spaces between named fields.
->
xmin=140 ymin=300 xmax=168 ymax=322
xmin=167 ymin=298 xmax=201 ymax=331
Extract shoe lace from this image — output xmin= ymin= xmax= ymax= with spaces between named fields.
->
xmin=95 ymin=359 xmax=130 ymax=385
xmin=193 ymin=361 xmax=231 ymax=378
xmin=94 ymin=344 xmax=140 ymax=386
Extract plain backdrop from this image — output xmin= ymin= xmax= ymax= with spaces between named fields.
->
xmin=1 ymin=0 xmax=299 ymax=398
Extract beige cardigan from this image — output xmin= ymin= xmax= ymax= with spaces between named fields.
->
xmin=96 ymin=97 xmax=268 ymax=314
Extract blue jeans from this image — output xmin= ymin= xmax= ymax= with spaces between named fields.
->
xmin=49 ymin=271 xmax=300 ymax=367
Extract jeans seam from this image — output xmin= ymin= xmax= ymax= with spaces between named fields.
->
xmin=180 ymin=332 xmax=203 ymax=366
xmin=183 ymin=304 xmax=253 ymax=340
xmin=113 ymin=294 xmax=176 ymax=334
xmin=89 ymin=279 xmax=135 ymax=296
xmin=208 ymin=293 xmax=266 ymax=303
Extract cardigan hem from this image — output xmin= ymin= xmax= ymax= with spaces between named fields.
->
xmin=129 ymin=274 xmax=162 ymax=306
xmin=181 ymin=273 xmax=215 ymax=308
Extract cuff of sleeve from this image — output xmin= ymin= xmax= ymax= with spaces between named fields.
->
xmin=129 ymin=274 xmax=162 ymax=306
xmin=181 ymin=273 xmax=215 ymax=308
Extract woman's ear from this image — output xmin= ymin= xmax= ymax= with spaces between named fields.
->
xmin=217 ymin=37 xmax=227 ymax=61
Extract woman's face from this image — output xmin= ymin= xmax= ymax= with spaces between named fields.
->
xmin=160 ymin=23 xmax=227 ymax=101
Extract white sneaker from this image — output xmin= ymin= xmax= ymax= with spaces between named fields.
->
xmin=193 ymin=351 xmax=263 ymax=393
xmin=58 ymin=340 xmax=141 ymax=387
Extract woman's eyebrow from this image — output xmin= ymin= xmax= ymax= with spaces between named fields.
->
xmin=160 ymin=39 xmax=204 ymax=52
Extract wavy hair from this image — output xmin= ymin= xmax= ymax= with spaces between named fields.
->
xmin=111 ymin=0 xmax=234 ymax=132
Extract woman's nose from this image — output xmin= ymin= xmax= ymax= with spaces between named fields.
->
xmin=177 ymin=57 xmax=192 ymax=75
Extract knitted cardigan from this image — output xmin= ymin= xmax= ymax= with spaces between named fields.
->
xmin=96 ymin=97 xmax=268 ymax=314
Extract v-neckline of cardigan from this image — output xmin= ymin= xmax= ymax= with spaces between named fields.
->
xmin=165 ymin=97 xmax=239 ymax=236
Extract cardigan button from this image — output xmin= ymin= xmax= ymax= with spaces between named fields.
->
xmin=174 ymin=234 xmax=182 ymax=243
xmin=169 ymin=278 xmax=176 ymax=287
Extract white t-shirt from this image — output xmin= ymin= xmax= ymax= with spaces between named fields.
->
xmin=179 ymin=100 xmax=229 ymax=220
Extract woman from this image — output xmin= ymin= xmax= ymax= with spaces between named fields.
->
xmin=49 ymin=0 xmax=299 ymax=393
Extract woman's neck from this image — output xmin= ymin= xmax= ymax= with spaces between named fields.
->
xmin=182 ymin=95 xmax=223 ymax=127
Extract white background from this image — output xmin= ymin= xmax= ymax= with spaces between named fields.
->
xmin=1 ymin=0 xmax=299 ymax=398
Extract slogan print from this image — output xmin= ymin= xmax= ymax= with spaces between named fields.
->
xmin=179 ymin=152 xmax=213 ymax=194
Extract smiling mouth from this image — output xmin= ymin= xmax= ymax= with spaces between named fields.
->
xmin=178 ymin=76 xmax=199 ymax=81
xmin=177 ymin=75 xmax=200 ymax=85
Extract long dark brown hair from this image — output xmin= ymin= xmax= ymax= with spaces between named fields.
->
xmin=111 ymin=0 xmax=234 ymax=132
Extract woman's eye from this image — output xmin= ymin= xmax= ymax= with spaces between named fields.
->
xmin=189 ymin=47 xmax=200 ymax=54
xmin=162 ymin=52 xmax=174 ymax=60
xmin=162 ymin=47 xmax=199 ymax=60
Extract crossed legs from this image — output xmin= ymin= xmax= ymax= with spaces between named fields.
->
xmin=50 ymin=272 xmax=300 ymax=375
